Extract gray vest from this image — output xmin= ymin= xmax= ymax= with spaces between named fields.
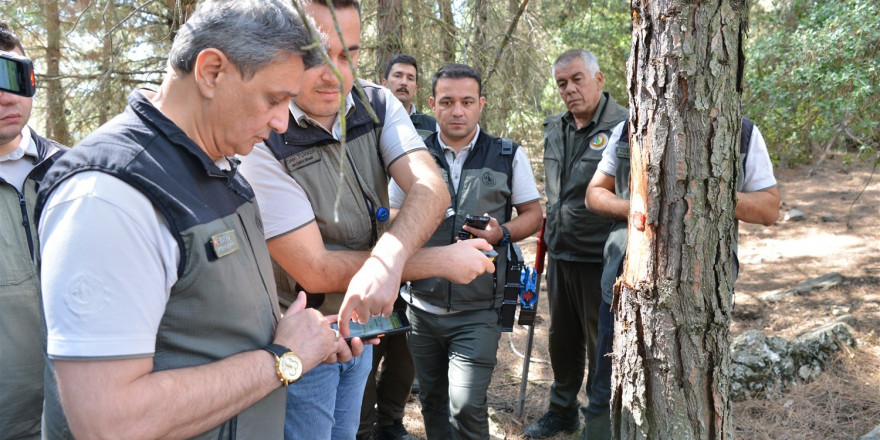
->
xmin=265 ymin=81 xmax=390 ymax=314
xmin=407 ymin=131 xmax=515 ymax=312
xmin=543 ymin=93 xmax=628 ymax=262
xmin=37 ymin=91 xmax=284 ymax=440
xmin=0 ymin=130 xmax=64 ymax=440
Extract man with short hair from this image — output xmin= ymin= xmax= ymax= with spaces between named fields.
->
xmin=382 ymin=53 xmax=436 ymax=137
xmin=238 ymin=2 xmax=493 ymax=439
xmin=0 ymin=21 xmax=66 ymax=440
xmin=37 ymin=2 xmax=350 ymax=438
xmin=390 ymin=63 xmax=543 ymax=439
xmin=583 ymin=117 xmax=780 ymax=438
xmin=522 ymin=49 xmax=628 ymax=439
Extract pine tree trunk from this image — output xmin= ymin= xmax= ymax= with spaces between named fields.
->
xmin=611 ymin=0 xmax=748 ymax=438
xmin=376 ymin=0 xmax=404 ymax=77
xmin=44 ymin=0 xmax=69 ymax=146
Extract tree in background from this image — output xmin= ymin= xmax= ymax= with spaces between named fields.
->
xmin=745 ymin=0 xmax=880 ymax=166
xmin=611 ymin=0 xmax=745 ymax=437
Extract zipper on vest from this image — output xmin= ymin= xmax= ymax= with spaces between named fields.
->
xmin=345 ymin=154 xmax=379 ymax=246
xmin=18 ymin=189 xmax=35 ymax=259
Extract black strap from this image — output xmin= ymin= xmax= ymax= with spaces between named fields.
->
xmin=500 ymin=138 xmax=515 ymax=223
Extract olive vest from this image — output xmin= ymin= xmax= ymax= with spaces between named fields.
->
xmin=543 ymin=93 xmax=628 ymax=262
xmin=406 ymin=131 xmax=516 ymax=312
xmin=0 ymin=129 xmax=65 ymax=440
xmin=36 ymin=91 xmax=284 ymax=440
xmin=264 ymin=80 xmax=390 ymax=314
xmin=410 ymin=110 xmax=436 ymax=139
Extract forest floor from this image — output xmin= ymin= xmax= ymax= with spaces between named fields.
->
xmin=399 ymin=155 xmax=880 ymax=439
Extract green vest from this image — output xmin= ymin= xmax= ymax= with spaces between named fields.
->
xmin=407 ymin=131 xmax=515 ymax=312
xmin=543 ymin=93 xmax=628 ymax=262
xmin=264 ymin=81 xmax=391 ymax=314
xmin=0 ymin=130 xmax=64 ymax=440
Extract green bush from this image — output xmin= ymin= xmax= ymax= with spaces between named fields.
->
xmin=745 ymin=0 xmax=880 ymax=167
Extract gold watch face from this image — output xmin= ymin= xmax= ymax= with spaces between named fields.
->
xmin=278 ymin=352 xmax=303 ymax=384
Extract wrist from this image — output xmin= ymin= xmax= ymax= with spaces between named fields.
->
xmin=497 ymin=225 xmax=511 ymax=246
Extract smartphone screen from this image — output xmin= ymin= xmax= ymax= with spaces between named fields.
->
xmin=0 ymin=53 xmax=35 ymax=97
xmin=331 ymin=309 xmax=411 ymax=341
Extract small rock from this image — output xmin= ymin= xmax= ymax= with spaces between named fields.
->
xmin=831 ymin=306 xmax=851 ymax=316
xmin=835 ymin=314 xmax=858 ymax=326
xmin=487 ymin=407 xmax=505 ymax=440
xmin=860 ymin=424 xmax=880 ymax=440
xmin=784 ymin=209 xmax=805 ymax=221
xmin=820 ymin=214 xmax=837 ymax=222
xmin=761 ymin=272 xmax=845 ymax=302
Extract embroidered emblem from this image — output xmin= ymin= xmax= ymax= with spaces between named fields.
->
xmin=285 ymin=149 xmax=321 ymax=171
xmin=210 ymin=230 xmax=240 ymax=258
xmin=482 ymin=172 xmax=496 ymax=187
xmin=590 ymin=133 xmax=609 ymax=150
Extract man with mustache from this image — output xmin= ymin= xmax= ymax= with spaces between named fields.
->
xmin=382 ymin=54 xmax=436 ymax=138
xmin=237 ymin=1 xmax=493 ymax=439
xmin=522 ymin=49 xmax=627 ymax=439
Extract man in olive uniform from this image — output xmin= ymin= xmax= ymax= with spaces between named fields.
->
xmin=522 ymin=49 xmax=627 ymax=439
xmin=0 ymin=22 xmax=66 ymax=440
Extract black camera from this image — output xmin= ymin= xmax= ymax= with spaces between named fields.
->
xmin=0 ymin=51 xmax=36 ymax=98
xmin=457 ymin=214 xmax=490 ymax=240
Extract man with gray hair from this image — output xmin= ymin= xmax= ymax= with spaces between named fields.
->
xmin=37 ymin=1 xmax=356 ymax=438
xmin=522 ymin=49 xmax=627 ymax=439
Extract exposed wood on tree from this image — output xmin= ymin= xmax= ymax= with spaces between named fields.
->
xmin=611 ymin=0 xmax=748 ymax=438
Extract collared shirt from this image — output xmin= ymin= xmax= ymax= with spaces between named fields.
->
xmin=0 ymin=125 xmax=37 ymax=192
xmin=289 ymin=94 xmax=357 ymax=140
xmin=439 ymin=126 xmax=482 ymax=192
xmin=562 ymin=94 xmax=608 ymax=166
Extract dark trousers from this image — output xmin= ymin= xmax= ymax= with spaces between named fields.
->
xmin=586 ymin=299 xmax=613 ymax=418
xmin=358 ymin=300 xmax=416 ymax=436
xmin=546 ymin=258 xmax=603 ymax=416
xmin=407 ymin=306 xmax=502 ymax=440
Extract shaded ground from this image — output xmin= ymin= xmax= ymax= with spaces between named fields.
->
xmin=401 ymin=156 xmax=880 ymax=439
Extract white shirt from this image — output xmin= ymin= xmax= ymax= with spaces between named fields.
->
xmin=0 ymin=126 xmax=35 ymax=192
xmin=597 ymin=121 xmax=777 ymax=193
xmin=239 ymin=87 xmax=426 ymax=240
xmin=40 ymin=172 xmax=180 ymax=359
xmin=388 ymin=127 xmax=541 ymax=209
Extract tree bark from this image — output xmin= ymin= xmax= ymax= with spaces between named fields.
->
xmin=44 ymin=0 xmax=69 ymax=146
xmin=437 ymin=0 xmax=456 ymax=62
xmin=611 ymin=0 xmax=748 ymax=438
xmin=376 ymin=0 xmax=404 ymax=78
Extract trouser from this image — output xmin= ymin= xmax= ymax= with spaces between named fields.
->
xmin=546 ymin=258 xmax=603 ymax=416
xmin=407 ymin=306 xmax=502 ymax=440
xmin=586 ymin=300 xmax=614 ymax=419
xmin=284 ymin=345 xmax=373 ymax=440
xmin=358 ymin=300 xmax=415 ymax=437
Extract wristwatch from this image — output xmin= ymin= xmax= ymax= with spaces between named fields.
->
xmin=498 ymin=225 xmax=511 ymax=246
xmin=263 ymin=343 xmax=303 ymax=386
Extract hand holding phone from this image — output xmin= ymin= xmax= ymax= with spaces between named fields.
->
xmin=330 ymin=309 xmax=411 ymax=342
xmin=458 ymin=214 xmax=491 ymax=240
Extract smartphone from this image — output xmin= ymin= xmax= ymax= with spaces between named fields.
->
xmin=0 ymin=52 xmax=36 ymax=98
xmin=458 ymin=214 xmax=491 ymax=240
xmin=331 ymin=309 xmax=411 ymax=341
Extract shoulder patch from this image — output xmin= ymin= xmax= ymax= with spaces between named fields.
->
xmin=590 ymin=133 xmax=609 ymax=150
